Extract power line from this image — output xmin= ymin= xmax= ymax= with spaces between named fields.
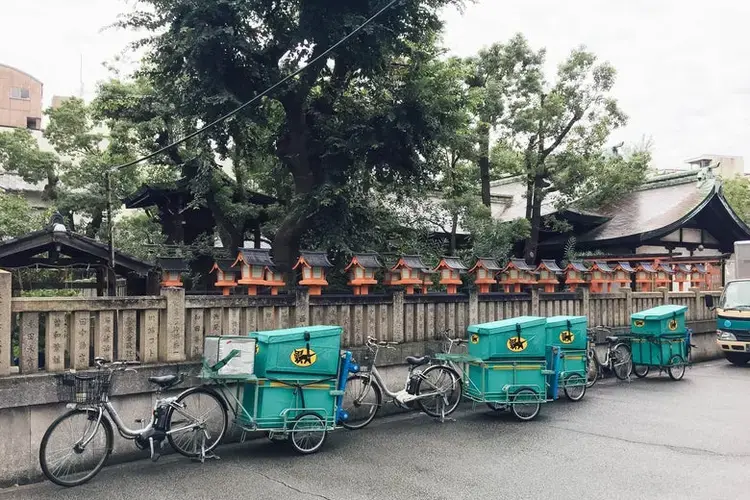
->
xmin=110 ymin=0 xmax=403 ymax=173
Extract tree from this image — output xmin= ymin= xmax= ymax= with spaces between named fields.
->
xmin=465 ymin=34 xmax=545 ymax=206
xmin=723 ymin=175 xmax=750 ymax=223
xmin=0 ymin=97 xmax=143 ymax=237
xmin=0 ymin=129 xmax=61 ymax=202
xmin=118 ymin=0 xmax=465 ymax=276
xmin=0 ymin=193 xmax=45 ymax=240
xmin=489 ymin=37 xmax=628 ymax=263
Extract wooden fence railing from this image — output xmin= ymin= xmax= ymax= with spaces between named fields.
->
xmin=0 ymin=267 xmax=720 ymax=376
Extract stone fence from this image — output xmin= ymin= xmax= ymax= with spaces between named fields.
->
xmin=0 ymin=267 xmax=721 ymax=377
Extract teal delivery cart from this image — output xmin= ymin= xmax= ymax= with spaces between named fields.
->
xmin=201 ymin=326 xmax=358 ymax=455
xmin=628 ymin=305 xmax=693 ymax=381
xmin=545 ymin=316 xmax=588 ymax=402
xmin=435 ymin=345 xmax=562 ymax=421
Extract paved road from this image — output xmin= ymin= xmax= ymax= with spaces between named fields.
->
xmin=3 ymin=360 xmax=750 ymax=500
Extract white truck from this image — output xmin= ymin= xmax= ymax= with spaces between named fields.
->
xmin=705 ymin=240 xmax=750 ymax=365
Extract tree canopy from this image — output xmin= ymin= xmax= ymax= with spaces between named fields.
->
xmin=0 ymin=7 xmax=653 ymax=290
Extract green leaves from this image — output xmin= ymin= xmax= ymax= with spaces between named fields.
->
xmin=723 ymin=176 xmax=750 ymax=223
xmin=0 ymin=128 xmax=60 ymax=187
xmin=0 ymin=194 xmax=45 ymax=241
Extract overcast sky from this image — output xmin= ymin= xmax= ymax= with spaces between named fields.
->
xmin=1 ymin=0 xmax=748 ymax=170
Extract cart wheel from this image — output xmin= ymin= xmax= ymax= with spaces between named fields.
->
xmin=585 ymin=350 xmax=598 ymax=388
xmin=667 ymin=355 xmax=686 ymax=381
xmin=511 ymin=389 xmax=541 ymax=421
xmin=486 ymin=402 xmax=507 ymax=412
xmin=289 ymin=412 xmax=327 ymax=455
xmin=563 ymin=374 xmax=586 ymax=402
xmin=266 ymin=431 xmax=287 ymax=444
xmin=633 ymin=365 xmax=649 ymax=378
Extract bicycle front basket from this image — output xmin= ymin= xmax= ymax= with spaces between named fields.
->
xmin=57 ymin=372 xmax=111 ymax=404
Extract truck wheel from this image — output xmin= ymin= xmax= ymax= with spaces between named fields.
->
xmin=724 ymin=352 xmax=750 ymax=366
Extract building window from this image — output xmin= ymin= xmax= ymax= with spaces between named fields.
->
xmin=26 ymin=117 xmax=40 ymax=130
xmin=10 ymin=87 xmax=30 ymax=99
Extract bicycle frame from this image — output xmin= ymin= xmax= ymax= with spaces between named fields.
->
xmin=74 ymin=392 xmax=206 ymax=441
xmin=359 ymin=343 xmax=457 ymax=403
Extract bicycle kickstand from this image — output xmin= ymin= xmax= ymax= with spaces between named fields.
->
xmin=435 ymin=399 xmax=455 ymax=424
xmin=193 ymin=433 xmax=221 ymax=463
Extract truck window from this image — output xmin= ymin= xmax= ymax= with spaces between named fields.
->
xmin=719 ymin=281 xmax=750 ymax=309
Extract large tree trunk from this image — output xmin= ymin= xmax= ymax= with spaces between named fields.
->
xmin=477 ymin=122 xmax=492 ymax=207
xmin=273 ymin=99 xmax=316 ymax=283
xmin=523 ymin=174 xmax=544 ymax=264
xmin=87 ymin=209 xmax=103 ymax=239
xmin=449 ymin=212 xmax=459 ymax=256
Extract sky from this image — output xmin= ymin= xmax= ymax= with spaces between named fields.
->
xmin=1 ymin=0 xmax=749 ymax=170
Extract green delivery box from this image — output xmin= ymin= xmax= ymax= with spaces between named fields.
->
xmin=252 ymin=325 xmax=342 ymax=377
xmin=466 ymin=359 xmax=547 ymax=400
xmin=467 ymin=316 xmax=547 ymax=359
xmin=240 ymin=378 xmax=338 ymax=428
xmin=545 ymin=315 xmax=588 ymax=350
xmin=630 ymin=334 xmax=688 ymax=366
xmin=631 ymin=305 xmax=687 ymax=336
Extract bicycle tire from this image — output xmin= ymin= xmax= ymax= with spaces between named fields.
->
xmin=510 ymin=388 xmax=541 ymax=421
xmin=563 ymin=373 xmax=586 ymax=402
xmin=415 ymin=365 xmax=462 ymax=418
xmin=668 ymin=355 xmax=686 ymax=381
xmin=166 ymin=386 xmax=228 ymax=458
xmin=340 ymin=374 xmax=382 ymax=430
xmin=586 ymin=349 xmax=599 ymax=388
xmin=289 ymin=412 xmax=327 ymax=454
xmin=633 ymin=364 xmax=650 ymax=378
xmin=39 ymin=409 xmax=114 ymax=487
xmin=612 ymin=343 xmax=633 ymax=380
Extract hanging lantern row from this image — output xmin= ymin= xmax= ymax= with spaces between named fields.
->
xmin=157 ymin=253 xmax=716 ymax=295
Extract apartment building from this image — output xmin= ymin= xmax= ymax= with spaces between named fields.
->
xmin=0 ymin=63 xmax=43 ymax=130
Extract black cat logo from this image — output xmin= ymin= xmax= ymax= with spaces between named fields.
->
xmin=290 ymin=348 xmax=318 ymax=367
xmin=507 ymin=337 xmax=528 ymax=352
xmin=559 ymin=330 xmax=575 ymax=344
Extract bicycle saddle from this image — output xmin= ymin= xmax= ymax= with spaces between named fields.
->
xmin=605 ymin=336 xmax=619 ymax=343
xmin=148 ymin=374 xmax=180 ymax=388
xmin=405 ymin=355 xmax=431 ymax=367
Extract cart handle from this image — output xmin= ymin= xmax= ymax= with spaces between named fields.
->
xmin=209 ymin=349 xmax=240 ymax=372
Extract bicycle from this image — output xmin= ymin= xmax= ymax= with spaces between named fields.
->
xmin=433 ymin=329 xmax=468 ymax=375
xmin=340 ymin=336 xmax=462 ymax=430
xmin=585 ymin=326 xmax=633 ymax=387
xmin=39 ymin=358 xmax=227 ymax=487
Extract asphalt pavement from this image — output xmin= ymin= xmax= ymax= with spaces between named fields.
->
xmin=3 ymin=360 xmax=750 ymax=500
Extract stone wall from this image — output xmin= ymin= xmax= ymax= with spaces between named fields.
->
xmin=1 ymin=273 xmax=720 ymax=376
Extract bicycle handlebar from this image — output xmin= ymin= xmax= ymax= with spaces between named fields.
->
xmin=94 ymin=357 xmax=141 ymax=369
xmin=366 ymin=336 xmax=399 ymax=348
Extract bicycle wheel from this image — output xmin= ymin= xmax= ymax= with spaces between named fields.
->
xmin=340 ymin=374 xmax=382 ymax=430
xmin=510 ymin=389 xmax=541 ymax=421
xmin=586 ymin=349 xmax=598 ymax=388
xmin=611 ymin=344 xmax=633 ymax=380
xmin=290 ymin=412 xmax=327 ymax=454
xmin=563 ymin=373 xmax=586 ymax=402
xmin=167 ymin=386 xmax=228 ymax=458
xmin=39 ymin=409 xmax=114 ymax=487
xmin=633 ymin=364 xmax=650 ymax=378
xmin=415 ymin=365 xmax=462 ymax=418
xmin=668 ymin=355 xmax=686 ymax=381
